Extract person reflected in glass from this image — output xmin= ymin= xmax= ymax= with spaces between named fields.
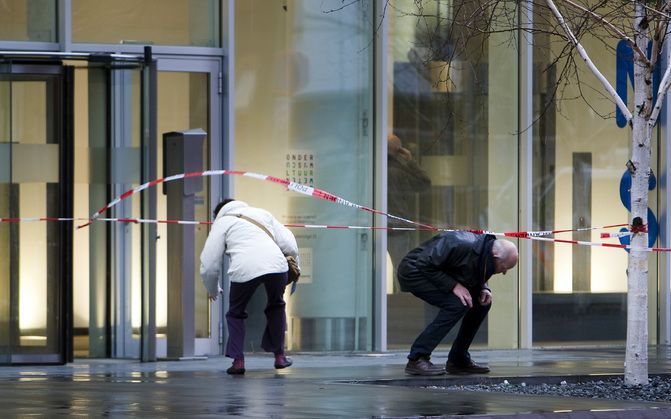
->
xmin=387 ymin=133 xmax=432 ymax=293
xmin=200 ymin=199 xmax=299 ymax=375
xmin=398 ymin=231 xmax=518 ymax=375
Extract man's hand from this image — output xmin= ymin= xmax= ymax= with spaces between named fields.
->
xmin=452 ymin=283 xmax=472 ymax=308
xmin=208 ymin=285 xmax=224 ymax=302
xmin=398 ymin=147 xmax=413 ymax=160
xmin=479 ymin=289 xmax=492 ymax=306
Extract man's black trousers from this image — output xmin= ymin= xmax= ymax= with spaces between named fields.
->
xmin=407 ymin=287 xmax=491 ymax=364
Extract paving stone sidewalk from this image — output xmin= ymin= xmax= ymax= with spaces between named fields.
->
xmin=0 ymin=347 xmax=669 ymax=417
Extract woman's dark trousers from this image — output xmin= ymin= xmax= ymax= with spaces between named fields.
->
xmin=225 ymin=272 xmax=288 ymax=359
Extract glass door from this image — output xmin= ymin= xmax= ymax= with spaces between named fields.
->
xmin=69 ymin=57 xmax=154 ymax=360
xmin=155 ymin=58 xmax=222 ymax=357
xmin=0 ymin=62 xmax=73 ymax=364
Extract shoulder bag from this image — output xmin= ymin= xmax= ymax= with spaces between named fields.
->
xmin=224 ymin=213 xmax=301 ymax=284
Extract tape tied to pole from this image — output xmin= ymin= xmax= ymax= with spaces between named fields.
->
xmin=630 ymin=217 xmax=648 ymax=235
xmin=0 ymin=169 xmax=664 ymax=251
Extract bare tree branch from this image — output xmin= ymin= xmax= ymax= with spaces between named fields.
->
xmin=641 ymin=0 xmax=671 ymax=20
xmin=546 ymin=0 xmax=633 ymax=124
xmin=649 ymin=65 xmax=671 ymax=126
xmin=321 ymin=0 xmax=361 ymax=14
xmin=558 ymin=0 xmax=649 ymax=65
xmin=650 ymin=1 xmax=671 ymax=69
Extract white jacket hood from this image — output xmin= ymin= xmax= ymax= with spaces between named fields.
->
xmin=199 ymin=200 xmax=299 ymax=295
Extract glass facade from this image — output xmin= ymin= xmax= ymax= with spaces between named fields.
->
xmin=234 ymin=0 xmax=375 ymax=351
xmin=531 ymin=16 xmax=659 ymax=345
xmin=72 ymin=0 xmax=220 ymax=47
xmin=387 ymin=1 xmax=519 ymax=349
xmin=0 ymin=0 xmax=669 ymax=364
xmin=0 ymin=0 xmax=57 ymax=43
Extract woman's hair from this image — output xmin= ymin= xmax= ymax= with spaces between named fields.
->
xmin=213 ymin=199 xmax=235 ymax=218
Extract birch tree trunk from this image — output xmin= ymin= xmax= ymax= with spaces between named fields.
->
xmin=625 ymin=1 xmax=653 ymax=386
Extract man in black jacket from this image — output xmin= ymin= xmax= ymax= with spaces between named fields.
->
xmin=397 ymin=231 xmax=518 ymax=376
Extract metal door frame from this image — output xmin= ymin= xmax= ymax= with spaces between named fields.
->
xmin=0 ymin=61 xmax=73 ymax=365
xmin=156 ymin=57 xmax=224 ymax=357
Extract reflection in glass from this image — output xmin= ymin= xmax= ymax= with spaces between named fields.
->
xmin=531 ymin=15 xmax=657 ymax=345
xmin=387 ymin=0 xmax=518 ymax=350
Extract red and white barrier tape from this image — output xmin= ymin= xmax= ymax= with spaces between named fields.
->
xmin=0 ymin=216 xmax=623 ymax=234
xmin=601 ymin=231 xmax=631 ymax=238
xmin=0 ymin=217 xmax=434 ymax=230
xmin=79 ymin=169 xmax=631 ymax=235
xmin=498 ymin=233 xmax=669 ymax=252
xmin=77 ymin=170 xmax=437 ymax=231
xmin=1 ymin=216 xmax=665 ymax=250
xmin=1 ymin=168 xmax=658 ymax=250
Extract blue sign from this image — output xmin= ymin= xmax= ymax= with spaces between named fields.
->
xmin=616 ymin=40 xmax=660 ymax=128
xmin=615 ymin=40 xmax=660 ymax=249
xmin=618 ymin=170 xmax=659 ymax=249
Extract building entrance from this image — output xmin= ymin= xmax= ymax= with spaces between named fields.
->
xmin=0 ymin=61 xmax=73 ymax=364
xmin=0 ymin=53 xmax=155 ymax=364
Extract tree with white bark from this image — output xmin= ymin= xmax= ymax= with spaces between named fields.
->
xmin=377 ymin=0 xmax=671 ymax=385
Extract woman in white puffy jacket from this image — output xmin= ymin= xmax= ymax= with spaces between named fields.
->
xmin=200 ymin=199 xmax=299 ymax=375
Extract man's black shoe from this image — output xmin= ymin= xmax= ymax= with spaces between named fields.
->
xmin=405 ymin=358 xmax=446 ymax=376
xmin=446 ymin=360 xmax=490 ymax=375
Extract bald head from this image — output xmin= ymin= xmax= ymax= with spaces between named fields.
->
xmin=388 ymin=134 xmax=402 ymax=155
xmin=492 ymin=239 xmax=518 ymax=275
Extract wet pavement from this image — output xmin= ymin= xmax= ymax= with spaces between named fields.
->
xmin=0 ymin=347 xmax=670 ymax=417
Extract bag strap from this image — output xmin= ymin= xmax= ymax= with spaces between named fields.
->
xmin=224 ymin=213 xmax=275 ymax=242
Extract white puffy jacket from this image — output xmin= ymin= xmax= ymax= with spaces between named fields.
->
xmin=199 ymin=200 xmax=299 ymax=295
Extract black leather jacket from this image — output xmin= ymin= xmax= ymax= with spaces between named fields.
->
xmin=397 ymin=231 xmax=495 ymax=295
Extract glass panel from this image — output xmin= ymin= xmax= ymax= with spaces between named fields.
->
xmin=235 ymin=0 xmax=374 ymax=351
xmin=72 ymin=66 xmax=91 ymax=358
xmin=72 ymin=0 xmax=220 ymax=47
xmin=0 ymin=0 xmax=57 ymax=42
xmin=130 ymin=71 xmax=143 ymax=350
xmin=73 ymin=65 xmax=143 ymax=359
xmin=18 ymin=183 xmax=48 ymax=348
xmin=112 ymin=69 xmax=143 ymax=356
xmin=12 ymin=79 xmax=60 ymax=353
xmin=387 ymin=1 xmax=519 ymax=350
xmin=156 ymin=71 xmax=210 ymax=344
xmin=0 ymin=80 xmax=9 ymax=360
xmin=15 ymin=81 xmax=48 ymax=349
xmin=72 ymin=65 xmax=112 ymax=358
xmin=532 ymin=12 xmax=658 ymax=345
xmin=0 ymin=80 xmax=8 ymax=142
